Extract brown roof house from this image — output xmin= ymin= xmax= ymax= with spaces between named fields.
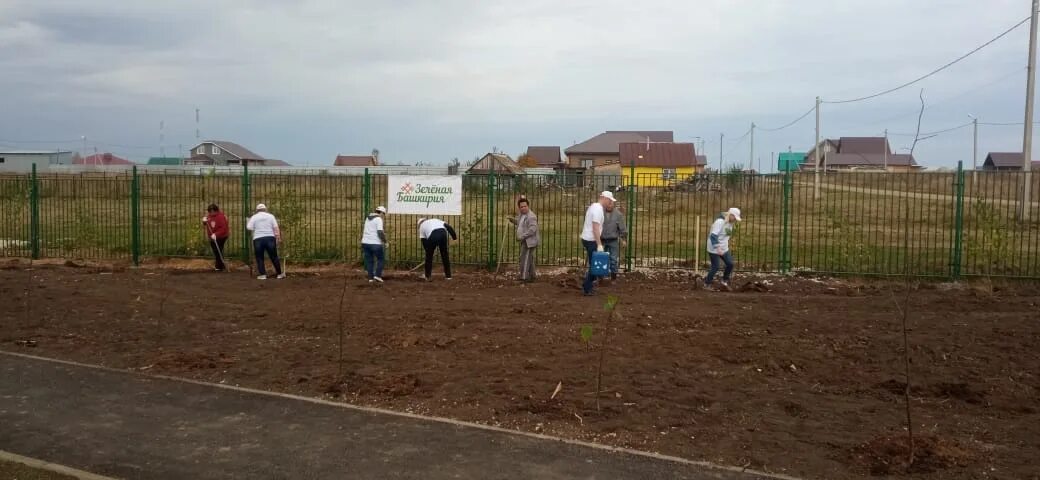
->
xmin=982 ymin=152 xmax=1040 ymax=171
xmin=75 ymin=153 xmax=134 ymax=165
xmin=334 ymin=155 xmax=379 ymax=167
xmin=804 ymin=137 xmax=920 ymax=171
xmin=523 ymin=146 xmax=566 ymax=169
xmin=565 ymin=131 xmax=674 ymax=171
xmin=466 ymin=153 xmax=524 ymax=175
xmin=186 ymin=140 xmax=288 ymax=166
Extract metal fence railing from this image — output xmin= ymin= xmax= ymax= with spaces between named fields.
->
xmin=1 ymin=163 xmax=1038 ymax=279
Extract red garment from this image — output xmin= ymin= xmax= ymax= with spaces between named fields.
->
xmin=205 ymin=211 xmax=230 ymax=239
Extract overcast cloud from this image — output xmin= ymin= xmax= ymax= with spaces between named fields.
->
xmin=0 ymin=0 xmax=1034 ymax=168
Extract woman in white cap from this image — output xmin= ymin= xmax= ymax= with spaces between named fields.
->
xmin=246 ymin=203 xmax=284 ymax=280
xmin=361 ymin=206 xmax=388 ymax=282
xmin=704 ymin=207 xmax=741 ymax=290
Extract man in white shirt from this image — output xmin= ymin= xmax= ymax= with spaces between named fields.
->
xmin=417 ymin=217 xmax=458 ymax=281
xmin=361 ymin=206 xmax=388 ymax=282
xmin=580 ymin=191 xmax=615 ymax=296
xmin=704 ymin=207 xmax=742 ymax=290
xmin=245 ymin=203 xmax=284 ymax=280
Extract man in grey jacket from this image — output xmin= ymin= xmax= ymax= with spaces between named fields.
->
xmin=508 ymin=196 xmax=540 ymax=282
xmin=601 ymin=201 xmax=628 ymax=280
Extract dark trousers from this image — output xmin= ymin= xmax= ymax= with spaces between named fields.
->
xmin=209 ymin=237 xmax=228 ymax=270
xmin=582 ymin=240 xmax=598 ymax=294
xmin=362 ymin=243 xmax=385 ymax=279
xmin=602 ymin=238 xmax=620 ymax=276
xmin=706 ymin=251 xmax=734 ymax=285
xmin=253 ymin=236 xmax=282 ymax=276
xmin=421 ymin=229 xmax=451 ymax=279
xmin=519 ymin=243 xmax=536 ymax=281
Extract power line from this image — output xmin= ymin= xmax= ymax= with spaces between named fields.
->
xmin=0 ymin=138 xmax=80 ymax=144
xmin=722 ymin=129 xmax=752 ymax=157
xmin=979 ymin=121 xmax=1030 ymax=126
xmin=823 ymin=16 xmax=1030 ymax=104
xmin=847 ymin=67 xmax=1025 ymax=131
xmin=888 ymin=121 xmax=973 ymax=137
xmin=758 ymin=105 xmax=816 ymax=132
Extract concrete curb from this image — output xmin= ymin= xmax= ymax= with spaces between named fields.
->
xmin=1 ymin=349 xmax=803 ymax=480
xmin=0 ymin=449 xmax=118 ymax=480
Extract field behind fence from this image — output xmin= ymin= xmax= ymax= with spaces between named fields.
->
xmin=0 ymin=165 xmax=1038 ymax=279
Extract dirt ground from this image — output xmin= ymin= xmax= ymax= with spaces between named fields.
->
xmin=0 ymin=459 xmax=77 ymax=480
xmin=2 ymin=259 xmax=1038 ymax=480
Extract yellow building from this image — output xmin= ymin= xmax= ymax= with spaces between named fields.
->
xmin=618 ymin=141 xmax=704 ymax=187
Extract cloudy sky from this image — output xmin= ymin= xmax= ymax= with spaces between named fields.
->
xmin=0 ymin=0 xmax=1035 ymax=169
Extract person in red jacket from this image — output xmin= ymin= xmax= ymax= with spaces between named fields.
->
xmin=202 ymin=203 xmax=230 ymax=271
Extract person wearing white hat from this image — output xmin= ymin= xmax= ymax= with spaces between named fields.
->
xmin=246 ymin=203 xmax=284 ymax=280
xmin=361 ymin=206 xmax=389 ymax=282
xmin=579 ymin=191 xmax=616 ymax=296
xmin=704 ymin=207 xmax=742 ymax=290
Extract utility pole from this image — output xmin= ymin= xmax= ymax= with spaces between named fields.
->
xmin=884 ymin=129 xmax=889 ymax=171
xmin=195 ymin=108 xmax=200 ymax=140
xmin=159 ymin=120 xmax=165 ymax=158
xmin=972 ymin=116 xmax=979 ymax=188
xmin=81 ymin=136 xmax=87 ymax=158
xmin=814 ymin=96 xmax=821 ymax=200
xmin=749 ymin=122 xmax=755 ymax=171
xmin=719 ymin=132 xmax=724 ymax=173
xmin=1021 ymin=0 xmax=1038 ymax=221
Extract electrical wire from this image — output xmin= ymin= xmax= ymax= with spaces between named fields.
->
xmin=888 ymin=121 xmax=973 ymax=137
xmin=846 ymin=67 xmax=1025 ymax=131
xmin=823 ymin=16 xmax=1030 ymax=104
xmin=721 ymin=128 xmax=752 ymax=158
xmin=758 ymin=105 xmax=817 ymax=132
xmin=979 ymin=121 xmax=1028 ymax=126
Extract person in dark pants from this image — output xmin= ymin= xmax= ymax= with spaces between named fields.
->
xmin=246 ymin=203 xmax=284 ymax=280
xmin=601 ymin=200 xmax=628 ymax=281
xmin=202 ymin=203 xmax=230 ymax=271
xmin=417 ymin=217 xmax=458 ymax=281
xmin=580 ymin=191 xmax=616 ymax=296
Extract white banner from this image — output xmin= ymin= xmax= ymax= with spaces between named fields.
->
xmin=387 ymin=175 xmax=463 ymax=215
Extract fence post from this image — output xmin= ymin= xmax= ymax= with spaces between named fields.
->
xmin=29 ymin=163 xmax=40 ymax=260
xmin=951 ymin=161 xmax=965 ymax=279
xmin=241 ymin=162 xmax=251 ymax=263
xmin=487 ymin=171 xmax=496 ymax=270
xmin=779 ymin=170 xmax=792 ymax=274
xmin=130 ymin=165 xmax=141 ymax=266
xmin=363 ymin=168 xmax=371 ymax=215
xmin=626 ymin=162 xmax=635 ymax=272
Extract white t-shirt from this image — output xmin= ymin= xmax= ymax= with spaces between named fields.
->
xmin=580 ymin=203 xmax=605 ymax=242
xmin=706 ymin=216 xmax=733 ymax=254
xmin=419 ymin=218 xmax=446 ymax=239
xmin=246 ymin=211 xmax=279 ymax=239
xmin=361 ymin=215 xmax=384 ymax=245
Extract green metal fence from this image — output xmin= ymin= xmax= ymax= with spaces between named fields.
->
xmin=1 ymin=163 xmax=1038 ymax=279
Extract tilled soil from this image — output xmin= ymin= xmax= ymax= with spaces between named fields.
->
xmin=2 ymin=260 xmax=1039 ymax=479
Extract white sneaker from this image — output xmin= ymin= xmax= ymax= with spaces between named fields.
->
xmin=276 ymin=273 xmax=286 ymax=279
xmin=445 ymin=276 xmax=452 ymax=280
xmin=373 ymin=276 xmax=384 ymax=283
xmin=257 ymin=275 xmax=267 ymax=280
xmin=368 ymin=279 xmax=374 ymax=283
